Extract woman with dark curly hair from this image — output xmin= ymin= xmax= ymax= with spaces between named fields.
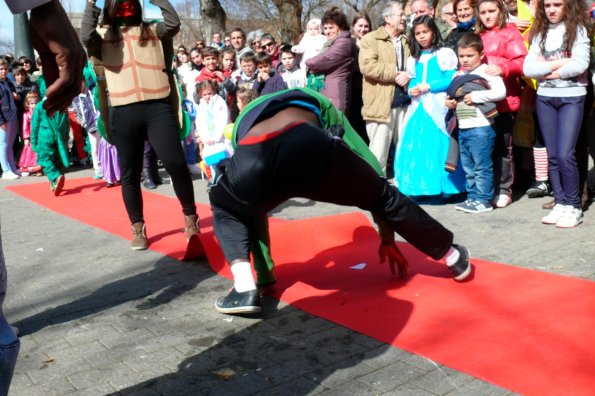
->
xmin=523 ymin=0 xmax=591 ymax=228
xmin=306 ymin=6 xmax=357 ymax=113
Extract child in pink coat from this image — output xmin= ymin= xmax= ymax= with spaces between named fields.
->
xmin=18 ymin=92 xmax=42 ymax=175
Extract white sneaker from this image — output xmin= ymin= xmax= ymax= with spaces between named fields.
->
xmin=1 ymin=171 xmax=20 ymax=180
xmin=493 ymin=194 xmax=512 ymax=208
xmin=556 ymin=206 xmax=583 ymax=228
xmin=187 ymin=163 xmax=202 ymax=175
xmin=21 ymin=171 xmax=30 ymax=177
xmin=541 ymin=204 xmax=568 ymax=225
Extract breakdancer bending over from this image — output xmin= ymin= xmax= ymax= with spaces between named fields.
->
xmin=209 ymin=88 xmax=472 ymax=314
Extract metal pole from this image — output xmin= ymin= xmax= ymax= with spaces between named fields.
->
xmin=13 ymin=12 xmax=35 ymax=61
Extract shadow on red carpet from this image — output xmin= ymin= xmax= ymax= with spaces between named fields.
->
xmin=5 ymin=177 xmax=595 ymax=395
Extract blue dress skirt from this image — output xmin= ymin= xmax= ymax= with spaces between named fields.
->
xmin=395 ymin=49 xmax=466 ymax=197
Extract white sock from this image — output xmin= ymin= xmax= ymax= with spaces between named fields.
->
xmin=444 ymin=246 xmax=460 ymax=266
xmin=231 ymin=261 xmax=256 ymax=292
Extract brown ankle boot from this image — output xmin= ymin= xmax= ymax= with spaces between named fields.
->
xmin=131 ymin=222 xmax=148 ymax=250
xmin=184 ymin=215 xmax=200 ymax=240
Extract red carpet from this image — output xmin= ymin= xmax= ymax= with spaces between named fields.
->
xmin=6 ymin=178 xmax=595 ymax=395
xmin=5 ymin=178 xmax=213 ymax=261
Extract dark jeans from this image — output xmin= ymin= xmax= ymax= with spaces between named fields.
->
xmin=210 ymin=122 xmax=453 ymax=263
xmin=536 ymin=95 xmax=584 ymax=208
xmin=111 ymin=100 xmax=196 ymax=224
xmin=492 ymin=113 xmax=515 ymax=197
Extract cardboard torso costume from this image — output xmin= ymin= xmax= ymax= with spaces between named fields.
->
xmin=97 ymin=24 xmax=170 ymax=107
xmin=89 ymin=27 xmax=184 ymax=141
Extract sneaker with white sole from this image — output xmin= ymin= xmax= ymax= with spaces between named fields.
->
xmin=215 ymin=288 xmax=261 ymax=314
xmin=1 ymin=171 xmax=19 ymax=180
xmin=455 ymin=199 xmax=475 ymax=212
xmin=526 ymin=180 xmax=551 ymax=198
xmin=556 ymin=206 xmax=583 ymax=228
xmin=468 ymin=200 xmax=493 ymax=213
xmin=448 ymin=244 xmax=472 ymax=281
xmin=493 ymin=194 xmax=512 ymax=208
xmin=541 ymin=203 xmax=567 ymax=225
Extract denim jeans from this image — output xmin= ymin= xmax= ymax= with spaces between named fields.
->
xmin=183 ymin=134 xmax=197 ymax=165
xmin=459 ymin=125 xmax=496 ymax=203
xmin=0 ymin=228 xmax=19 ymax=396
xmin=0 ymin=120 xmax=18 ymax=174
xmin=536 ymin=95 xmax=584 ymax=208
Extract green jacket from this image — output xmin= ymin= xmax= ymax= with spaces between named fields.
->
xmin=233 ymin=88 xmax=384 ymax=176
xmin=30 ymin=101 xmax=70 ymax=167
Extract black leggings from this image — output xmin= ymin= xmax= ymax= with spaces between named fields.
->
xmin=111 ymin=100 xmax=196 ymax=224
xmin=210 ymin=122 xmax=453 ymax=262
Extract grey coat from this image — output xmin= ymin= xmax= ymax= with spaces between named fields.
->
xmin=306 ymin=30 xmax=357 ymax=112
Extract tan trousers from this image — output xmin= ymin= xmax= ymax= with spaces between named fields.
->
xmin=366 ymin=105 xmax=409 ymax=175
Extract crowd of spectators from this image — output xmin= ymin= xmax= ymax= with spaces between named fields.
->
xmin=2 ymin=0 xmax=594 ymax=228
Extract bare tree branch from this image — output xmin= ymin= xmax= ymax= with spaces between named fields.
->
xmin=272 ymin=0 xmax=303 ymax=42
xmin=200 ymin=0 xmax=226 ymax=40
xmin=0 ymin=38 xmax=15 ymax=55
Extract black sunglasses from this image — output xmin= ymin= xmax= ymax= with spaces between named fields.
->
xmin=262 ymin=42 xmax=275 ymax=48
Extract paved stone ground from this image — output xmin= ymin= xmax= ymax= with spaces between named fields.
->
xmin=1 ymin=167 xmax=594 ymax=395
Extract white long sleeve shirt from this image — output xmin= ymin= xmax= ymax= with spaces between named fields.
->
xmin=194 ymin=94 xmax=229 ymax=145
xmin=523 ymin=22 xmax=590 ymax=97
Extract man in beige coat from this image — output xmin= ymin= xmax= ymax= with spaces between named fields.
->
xmin=359 ymin=1 xmax=410 ymax=176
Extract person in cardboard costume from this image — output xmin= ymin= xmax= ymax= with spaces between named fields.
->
xmin=81 ymin=0 xmax=199 ymax=252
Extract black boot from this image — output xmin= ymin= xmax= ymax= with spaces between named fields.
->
xmin=141 ymin=168 xmax=157 ymax=189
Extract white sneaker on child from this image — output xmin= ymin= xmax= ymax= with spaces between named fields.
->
xmin=556 ymin=206 xmax=583 ymax=228
xmin=541 ymin=204 xmax=567 ymax=225
xmin=1 ymin=171 xmax=20 ymax=180
xmin=493 ymin=194 xmax=512 ymax=208
xmin=21 ymin=171 xmax=30 ymax=177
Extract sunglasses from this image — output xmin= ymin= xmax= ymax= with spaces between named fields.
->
xmin=262 ymin=42 xmax=275 ymax=48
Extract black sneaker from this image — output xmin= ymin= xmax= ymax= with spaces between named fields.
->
xmin=448 ymin=244 xmax=472 ymax=281
xmin=526 ymin=180 xmax=551 ymax=198
xmin=215 ymin=288 xmax=261 ymax=314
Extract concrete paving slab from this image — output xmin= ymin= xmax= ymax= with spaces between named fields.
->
xmin=2 ymin=167 xmax=592 ymax=395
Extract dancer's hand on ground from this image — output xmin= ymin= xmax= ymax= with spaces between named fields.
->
xmin=378 ymin=242 xmax=408 ymax=279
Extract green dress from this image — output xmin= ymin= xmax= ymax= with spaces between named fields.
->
xmin=30 ymin=101 xmax=70 ymax=183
